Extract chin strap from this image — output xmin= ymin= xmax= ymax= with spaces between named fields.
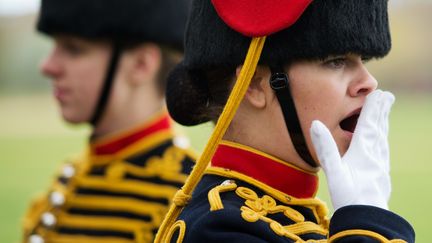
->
xmin=270 ymin=66 xmax=316 ymax=167
xmin=90 ymin=43 xmax=123 ymax=126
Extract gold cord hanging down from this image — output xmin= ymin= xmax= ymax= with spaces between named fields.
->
xmin=154 ymin=36 xmax=267 ymax=242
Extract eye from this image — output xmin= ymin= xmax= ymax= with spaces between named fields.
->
xmin=323 ymin=57 xmax=347 ymax=69
xmin=61 ymin=42 xmax=86 ymax=56
xmin=65 ymin=43 xmax=83 ymax=55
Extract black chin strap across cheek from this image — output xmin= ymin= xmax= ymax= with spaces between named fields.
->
xmin=269 ymin=66 xmax=317 ymax=167
xmin=90 ymin=43 xmax=123 ymax=126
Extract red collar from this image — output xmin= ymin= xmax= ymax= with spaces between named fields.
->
xmin=90 ymin=112 xmax=172 ymax=155
xmin=211 ymin=141 xmax=318 ymax=198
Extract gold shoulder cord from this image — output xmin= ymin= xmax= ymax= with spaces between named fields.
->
xmin=154 ymin=36 xmax=267 ymax=242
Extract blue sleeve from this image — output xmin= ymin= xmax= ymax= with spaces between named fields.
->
xmin=329 ymin=205 xmax=415 ymax=242
xmin=179 ymin=207 xmax=295 ymax=243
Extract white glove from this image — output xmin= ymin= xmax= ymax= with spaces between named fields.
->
xmin=310 ymin=89 xmax=395 ymax=210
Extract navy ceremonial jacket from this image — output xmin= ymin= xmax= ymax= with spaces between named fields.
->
xmin=23 ymin=112 xmax=196 ymax=243
xmin=165 ymin=141 xmax=415 ymax=243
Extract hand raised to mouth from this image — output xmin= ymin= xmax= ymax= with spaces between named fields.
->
xmin=310 ymin=89 xmax=395 ymax=210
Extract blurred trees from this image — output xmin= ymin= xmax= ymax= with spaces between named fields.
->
xmin=0 ymin=2 xmax=431 ymax=94
xmin=370 ymin=3 xmax=432 ymax=92
xmin=0 ymin=15 xmax=49 ymax=93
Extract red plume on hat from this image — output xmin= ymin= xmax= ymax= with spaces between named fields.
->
xmin=212 ymin=0 xmax=312 ymax=37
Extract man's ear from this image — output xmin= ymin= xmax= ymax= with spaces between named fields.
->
xmin=127 ymin=43 xmax=162 ymax=86
xmin=237 ymin=65 xmax=269 ymax=109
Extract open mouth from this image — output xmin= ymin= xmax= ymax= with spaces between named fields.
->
xmin=340 ymin=113 xmax=360 ymax=133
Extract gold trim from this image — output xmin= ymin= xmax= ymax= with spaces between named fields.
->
xmin=232 ymin=186 xmax=327 ymax=240
xmin=66 ymin=195 xmax=167 ymax=226
xmin=206 ymin=167 xmax=328 ymax=227
xmin=202 ymin=177 xmax=328 ymax=241
xmin=236 ymin=187 xmax=305 ymax=223
xmin=208 ymin=180 xmax=238 ymax=211
xmin=124 ymin=146 xmax=190 ymax=182
xmin=283 ymin=221 xmax=328 ymax=236
xmin=57 ymin=211 xmax=153 ymax=232
xmin=329 ymin=229 xmax=407 ymax=243
xmin=165 ymin=220 xmax=187 ymax=243
xmin=75 ymin=175 xmax=179 ymax=200
xmin=40 ymin=232 xmax=136 ymax=243
xmin=34 ymin=224 xmax=154 ymax=243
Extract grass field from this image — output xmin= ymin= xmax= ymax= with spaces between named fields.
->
xmin=0 ymin=93 xmax=431 ymax=242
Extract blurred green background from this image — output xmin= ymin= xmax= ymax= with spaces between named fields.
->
xmin=1 ymin=1 xmax=431 ymax=242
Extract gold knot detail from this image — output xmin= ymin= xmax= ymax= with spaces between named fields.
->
xmin=173 ymin=189 xmax=191 ymax=207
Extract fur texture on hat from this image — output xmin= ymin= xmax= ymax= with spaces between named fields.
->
xmin=37 ymin=0 xmax=190 ymax=50
xmin=167 ymin=0 xmax=392 ymax=126
xmin=184 ymin=0 xmax=391 ymax=69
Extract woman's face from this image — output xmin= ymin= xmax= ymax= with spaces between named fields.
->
xmin=287 ymin=54 xmax=377 ymax=158
xmin=40 ymin=35 xmax=111 ymax=123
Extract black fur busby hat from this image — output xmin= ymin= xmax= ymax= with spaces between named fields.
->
xmin=183 ymin=0 xmax=390 ymax=69
xmin=167 ymin=0 xmax=392 ymax=125
xmin=37 ymin=0 xmax=190 ymax=50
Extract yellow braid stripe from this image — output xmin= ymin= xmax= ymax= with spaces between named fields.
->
xmin=283 ymin=221 xmax=327 ymax=236
xmin=75 ymin=176 xmax=178 ymax=200
xmin=66 ymin=195 xmax=165 ymax=220
xmin=208 ymin=181 xmax=238 ymax=211
xmin=56 ymin=211 xmax=152 ymax=232
xmin=155 ymin=37 xmax=267 ymax=243
xmin=329 ymin=229 xmax=407 ymax=243
xmin=40 ymin=232 xmax=136 ymax=243
xmin=35 ymin=228 xmax=153 ymax=243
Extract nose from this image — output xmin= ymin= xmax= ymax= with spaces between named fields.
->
xmin=40 ymin=48 xmax=63 ymax=79
xmin=348 ymin=64 xmax=378 ymax=97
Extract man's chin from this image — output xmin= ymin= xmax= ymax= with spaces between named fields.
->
xmin=61 ymin=112 xmax=88 ymax=124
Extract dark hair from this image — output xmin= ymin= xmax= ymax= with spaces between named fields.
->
xmin=166 ymin=65 xmax=236 ymax=126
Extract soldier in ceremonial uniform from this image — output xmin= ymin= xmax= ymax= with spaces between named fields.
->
xmin=22 ymin=0 xmax=195 ymax=242
xmin=155 ymin=0 xmax=415 ymax=242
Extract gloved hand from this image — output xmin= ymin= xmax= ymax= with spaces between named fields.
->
xmin=310 ymin=89 xmax=395 ymax=210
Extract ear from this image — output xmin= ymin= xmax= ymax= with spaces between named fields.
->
xmin=237 ymin=65 xmax=269 ymax=109
xmin=127 ymin=43 xmax=162 ymax=86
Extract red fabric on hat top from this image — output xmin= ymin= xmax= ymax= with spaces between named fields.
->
xmin=211 ymin=0 xmax=313 ymax=37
